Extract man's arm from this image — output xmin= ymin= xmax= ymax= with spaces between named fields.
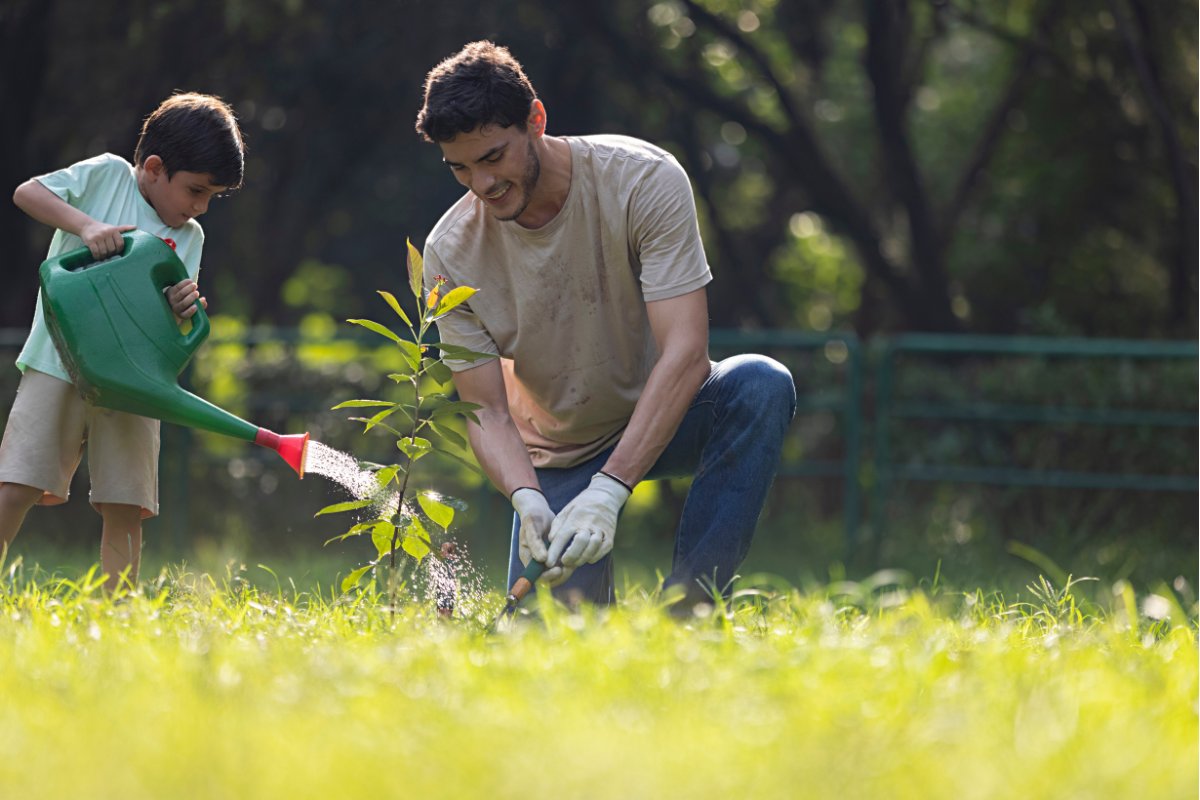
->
xmin=13 ymin=179 xmax=134 ymax=259
xmin=452 ymin=358 xmax=562 ymax=577
xmin=451 ymin=358 xmax=539 ymax=497
xmin=601 ymin=286 xmax=711 ymax=486
xmin=544 ymin=287 xmax=711 ymax=569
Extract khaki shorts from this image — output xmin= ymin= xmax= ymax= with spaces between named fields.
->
xmin=0 ymin=369 xmax=159 ymax=517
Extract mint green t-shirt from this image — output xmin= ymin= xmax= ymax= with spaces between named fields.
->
xmin=16 ymin=153 xmax=205 ymax=381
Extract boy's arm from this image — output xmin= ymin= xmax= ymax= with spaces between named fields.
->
xmin=13 ymin=179 xmax=135 ymax=259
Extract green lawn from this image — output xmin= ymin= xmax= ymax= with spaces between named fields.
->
xmin=0 ymin=563 xmax=1195 ymax=800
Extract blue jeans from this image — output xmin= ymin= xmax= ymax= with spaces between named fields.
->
xmin=506 ymin=354 xmax=797 ymax=605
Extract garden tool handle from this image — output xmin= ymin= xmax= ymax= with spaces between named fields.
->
xmin=505 ymin=559 xmax=547 ymax=605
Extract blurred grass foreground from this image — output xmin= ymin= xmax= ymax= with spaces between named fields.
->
xmin=0 ymin=566 xmax=1194 ymax=799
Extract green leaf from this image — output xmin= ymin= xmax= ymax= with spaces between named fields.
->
xmin=432 ymin=286 xmax=477 ymax=318
xmin=417 ymin=494 xmax=455 ymax=530
xmin=407 ymin=239 xmax=424 ymax=304
xmin=399 ymin=517 xmax=431 ymax=561
xmin=349 ymin=416 xmax=408 ymax=440
xmin=397 ymin=339 xmax=422 ymax=372
xmin=374 ymin=465 xmax=401 ymax=489
xmin=359 ymin=405 xmax=401 ymax=432
xmin=323 ymin=522 xmax=374 ymax=545
xmin=424 ymin=358 xmax=454 ymax=386
xmin=427 ymin=420 xmax=468 ymax=451
xmin=429 ymin=400 xmax=483 ymax=421
xmin=377 ymin=290 xmax=412 ymax=327
xmin=331 ymin=399 xmax=396 ymax=410
xmin=371 ymin=521 xmax=396 ymax=559
xmin=315 ymin=498 xmax=374 ymax=516
xmin=407 ymin=516 xmax=431 ymax=543
xmin=434 ymin=342 xmax=497 ymax=363
xmin=347 ymin=318 xmax=404 ymax=346
xmin=397 ymin=436 xmax=432 ymax=461
xmin=401 ymin=535 xmax=430 ymax=562
xmin=341 ymin=564 xmax=372 ymax=592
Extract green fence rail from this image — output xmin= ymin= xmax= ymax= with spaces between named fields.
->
xmin=872 ymin=333 xmax=1199 ymax=550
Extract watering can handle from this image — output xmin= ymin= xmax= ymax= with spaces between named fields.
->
xmin=137 ymin=233 xmax=208 ymax=354
xmin=178 ymin=295 xmax=210 ymax=352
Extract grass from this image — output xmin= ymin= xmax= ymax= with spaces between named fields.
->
xmin=0 ymin=557 xmax=1195 ymax=800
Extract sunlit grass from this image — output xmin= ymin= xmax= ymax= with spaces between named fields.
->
xmin=0 ymin=560 xmax=1195 ymax=800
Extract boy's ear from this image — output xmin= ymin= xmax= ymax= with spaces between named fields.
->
xmin=143 ymin=154 xmax=166 ymax=177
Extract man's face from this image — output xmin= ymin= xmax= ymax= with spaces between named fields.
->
xmin=439 ymin=124 xmax=541 ymax=223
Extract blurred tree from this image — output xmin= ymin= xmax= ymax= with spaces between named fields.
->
xmin=1 ymin=0 xmax=1195 ymax=338
xmin=1 ymin=0 xmax=562 ymax=326
xmin=0 ymin=0 xmax=54 ymax=328
xmin=569 ymin=0 xmax=1197 ymax=336
xmin=1107 ymin=0 xmax=1197 ymax=331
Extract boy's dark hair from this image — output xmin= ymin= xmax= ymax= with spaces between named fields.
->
xmin=134 ymin=93 xmax=245 ymax=188
xmin=415 ymin=41 xmax=537 ymax=143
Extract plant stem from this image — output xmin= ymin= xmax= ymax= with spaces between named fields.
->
xmin=387 ymin=326 xmax=427 ymax=569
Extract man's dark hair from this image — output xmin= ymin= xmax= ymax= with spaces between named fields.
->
xmin=415 ymin=41 xmax=537 ymax=143
xmin=134 ymin=93 xmax=245 ymax=188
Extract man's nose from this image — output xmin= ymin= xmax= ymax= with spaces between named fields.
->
xmin=474 ymin=170 xmax=497 ymax=194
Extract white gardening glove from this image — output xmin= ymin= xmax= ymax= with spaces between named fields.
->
xmin=545 ymin=472 xmax=632 ymax=568
xmin=511 ymin=487 xmax=563 ymax=580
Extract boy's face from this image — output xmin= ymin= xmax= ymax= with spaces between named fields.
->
xmin=139 ymin=155 xmax=228 ymax=228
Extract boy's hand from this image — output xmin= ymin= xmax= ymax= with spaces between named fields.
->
xmin=166 ymin=279 xmax=207 ymax=319
xmin=79 ymin=221 xmax=137 ymax=260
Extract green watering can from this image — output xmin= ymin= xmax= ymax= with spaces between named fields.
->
xmin=38 ymin=230 xmax=309 ymax=477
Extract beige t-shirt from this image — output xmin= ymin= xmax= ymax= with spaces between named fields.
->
xmin=424 ymin=135 xmax=712 ymax=468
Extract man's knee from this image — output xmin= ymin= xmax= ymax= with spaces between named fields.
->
xmin=724 ymin=354 xmax=797 ymax=421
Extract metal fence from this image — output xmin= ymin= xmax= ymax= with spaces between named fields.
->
xmin=1 ymin=327 xmax=1195 ymax=559
xmin=871 ymin=334 xmax=1198 ymax=554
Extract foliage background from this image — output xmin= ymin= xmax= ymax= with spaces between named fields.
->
xmin=0 ymin=0 xmax=1195 ymax=592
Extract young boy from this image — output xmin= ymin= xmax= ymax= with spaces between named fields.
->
xmin=0 ymin=92 xmax=245 ymax=590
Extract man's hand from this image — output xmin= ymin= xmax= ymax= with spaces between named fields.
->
xmin=79 ymin=221 xmax=137 ymax=260
xmin=165 ymin=278 xmax=207 ymax=320
xmin=511 ymin=487 xmax=570 ymax=585
xmin=511 ymin=487 xmax=553 ymax=565
xmin=545 ymin=473 xmax=632 ymax=568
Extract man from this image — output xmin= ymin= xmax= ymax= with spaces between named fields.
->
xmin=415 ymin=41 xmax=795 ymax=607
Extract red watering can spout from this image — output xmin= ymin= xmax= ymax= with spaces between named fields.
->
xmin=254 ymin=429 xmax=310 ymax=478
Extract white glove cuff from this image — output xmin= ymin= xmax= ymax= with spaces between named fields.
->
xmin=590 ymin=472 xmax=632 ymax=505
xmin=511 ymin=487 xmax=550 ymax=515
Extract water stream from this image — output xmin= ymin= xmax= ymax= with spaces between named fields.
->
xmin=299 ymin=440 xmax=487 ymax=615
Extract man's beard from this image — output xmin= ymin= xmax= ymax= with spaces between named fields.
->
xmin=494 ymin=140 xmax=542 ymax=222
